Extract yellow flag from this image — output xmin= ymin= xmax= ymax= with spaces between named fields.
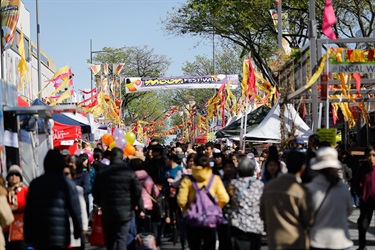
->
xmin=50 ymin=65 xmax=69 ymax=81
xmin=241 ymin=59 xmax=249 ymax=99
xmin=53 ymin=89 xmax=72 ymax=105
xmin=17 ymin=30 xmax=27 ymax=85
xmin=49 ymin=78 xmax=70 ymax=97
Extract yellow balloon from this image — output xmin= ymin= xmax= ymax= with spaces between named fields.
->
xmin=109 ymin=140 xmax=117 ymax=150
xmin=124 ymin=132 xmax=136 ymax=144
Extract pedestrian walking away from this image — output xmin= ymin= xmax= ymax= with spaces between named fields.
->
xmin=92 ymin=147 xmax=144 ymax=250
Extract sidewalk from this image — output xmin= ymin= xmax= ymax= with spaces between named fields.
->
xmin=86 ymin=237 xmax=181 ymax=250
xmin=86 ymin=208 xmax=375 ymax=250
xmin=348 ymin=208 xmax=375 ymax=249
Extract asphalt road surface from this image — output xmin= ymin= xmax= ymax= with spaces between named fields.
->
xmin=86 ymin=208 xmax=375 ymax=250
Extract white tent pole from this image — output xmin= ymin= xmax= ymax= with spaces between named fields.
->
xmin=318 ymin=102 xmax=323 ymax=129
xmin=242 ymin=99 xmax=249 ymax=152
xmin=239 ymin=102 xmax=245 ymax=150
xmin=325 ymin=42 xmax=330 ymax=129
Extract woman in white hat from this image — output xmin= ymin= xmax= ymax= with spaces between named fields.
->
xmin=4 ymin=165 xmax=29 ymax=250
xmin=306 ymin=147 xmax=353 ymax=250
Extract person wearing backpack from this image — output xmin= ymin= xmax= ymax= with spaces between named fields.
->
xmin=177 ymin=153 xmax=229 ymax=250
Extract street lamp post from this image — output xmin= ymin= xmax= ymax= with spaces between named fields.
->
xmin=89 ymin=41 xmax=125 ymax=127
xmin=89 ymin=39 xmax=108 ymax=98
xmin=36 ymin=0 xmax=42 ymax=99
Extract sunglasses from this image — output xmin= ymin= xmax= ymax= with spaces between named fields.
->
xmin=64 ymin=172 xmax=71 ymax=176
xmin=8 ymin=173 xmax=20 ymax=177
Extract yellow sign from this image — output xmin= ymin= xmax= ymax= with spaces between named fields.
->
xmin=316 ymin=128 xmax=337 ymax=146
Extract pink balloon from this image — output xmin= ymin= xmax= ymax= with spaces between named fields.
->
xmin=85 ymin=150 xmax=94 ymax=164
xmin=74 ymin=149 xmax=85 ymax=156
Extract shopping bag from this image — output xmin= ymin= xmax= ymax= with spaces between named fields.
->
xmin=135 ymin=216 xmax=157 ymax=250
xmin=88 ymin=209 xmax=105 ymax=246
xmin=8 ymin=213 xmax=24 ymax=242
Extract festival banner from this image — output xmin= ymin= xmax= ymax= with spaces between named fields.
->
xmin=330 ymin=63 xmax=375 ymax=73
xmin=329 ymin=48 xmax=375 ymax=73
xmin=1 ymin=0 xmax=20 ymax=51
xmin=125 ymin=74 xmax=239 ymax=93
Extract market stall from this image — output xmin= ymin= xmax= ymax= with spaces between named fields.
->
xmin=52 ymin=121 xmax=82 ymax=155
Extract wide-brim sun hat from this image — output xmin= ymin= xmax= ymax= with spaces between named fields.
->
xmin=310 ymin=147 xmax=342 ymax=170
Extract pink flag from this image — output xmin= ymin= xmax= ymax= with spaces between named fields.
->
xmin=322 ymin=0 xmax=337 ymax=40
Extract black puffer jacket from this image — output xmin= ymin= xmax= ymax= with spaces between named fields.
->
xmin=24 ymin=172 xmax=82 ymax=248
xmin=92 ymin=159 xmax=143 ymax=222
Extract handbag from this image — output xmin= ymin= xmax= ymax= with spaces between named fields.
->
xmin=147 ymin=185 xmax=166 ymax=220
xmin=88 ymin=209 xmax=105 ymax=246
xmin=8 ymin=213 xmax=24 ymax=242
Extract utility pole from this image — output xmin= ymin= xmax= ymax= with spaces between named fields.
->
xmin=36 ymin=0 xmax=42 ymax=99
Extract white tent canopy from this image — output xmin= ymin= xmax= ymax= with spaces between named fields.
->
xmin=244 ymin=100 xmax=312 ymax=142
xmin=62 ymin=112 xmax=90 ymax=125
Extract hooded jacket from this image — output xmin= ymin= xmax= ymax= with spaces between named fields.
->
xmin=24 ymin=173 xmax=82 ymax=248
xmin=177 ymin=165 xmax=229 ymax=212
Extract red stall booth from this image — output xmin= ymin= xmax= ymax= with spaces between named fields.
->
xmin=52 ymin=121 xmax=82 ymax=155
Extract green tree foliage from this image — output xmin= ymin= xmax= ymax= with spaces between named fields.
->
xmin=165 ymin=43 xmax=242 ymax=127
xmin=181 ymin=41 xmax=242 ymax=75
xmin=162 ymin=0 xmax=375 ymax=86
xmin=90 ymin=45 xmax=171 ymax=129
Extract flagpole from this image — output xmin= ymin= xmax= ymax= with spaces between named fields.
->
xmin=242 ymin=98 xmax=249 ymax=152
xmin=0 ymin=12 xmax=4 ymax=80
xmin=239 ymin=101 xmax=245 ymax=150
xmin=36 ymin=0 xmax=42 ymax=99
xmin=325 ymin=44 xmax=329 ymax=129
xmin=309 ymin=0 xmax=319 ymax=131
xmin=90 ymin=39 xmax=93 ymax=98
xmin=277 ymin=0 xmax=283 ymax=49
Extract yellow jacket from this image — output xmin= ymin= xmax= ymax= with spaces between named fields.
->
xmin=177 ymin=166 xmax=229 ymax=212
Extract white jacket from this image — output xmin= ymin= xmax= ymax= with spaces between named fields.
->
xmin=70 ymin=186 xmax=88 ymax=247
xmin=306 ymin=174 xmax=353 ymax=249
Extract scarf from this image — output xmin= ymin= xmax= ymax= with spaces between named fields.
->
xmin=8 ymin=182 xmax=23 ymax=207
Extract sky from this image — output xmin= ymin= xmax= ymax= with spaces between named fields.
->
xmin=23 ymin=0 xmax=214 ymax=92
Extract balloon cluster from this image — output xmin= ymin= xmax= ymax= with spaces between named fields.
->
xmin=74 ymin=148 xmax=94 ymax=164
xmin=101 ymin=129 xmax=136 ymax=157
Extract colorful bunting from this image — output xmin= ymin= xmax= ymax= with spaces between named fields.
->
xmin=113 ymin=63 xmax=125 ymax=75
xmin=90 ymin=64 xmax=101 ymax=75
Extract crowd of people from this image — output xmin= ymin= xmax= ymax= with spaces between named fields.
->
xmin=0 ymin=134 xmax=373 ymax=250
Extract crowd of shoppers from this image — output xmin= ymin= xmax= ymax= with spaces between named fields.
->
xmin=1 ymin=133 xmax=374 ymax=250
